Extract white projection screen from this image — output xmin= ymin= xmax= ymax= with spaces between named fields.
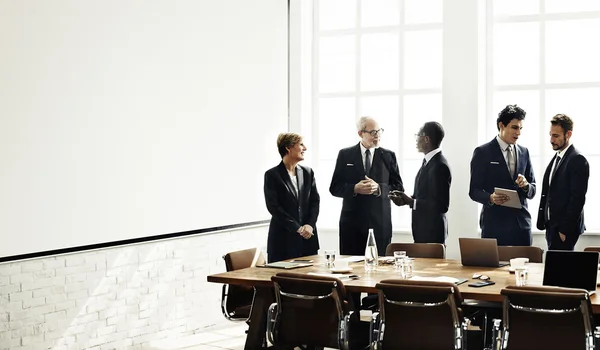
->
xmin=0 ymin=0 xmax=288 ymax=259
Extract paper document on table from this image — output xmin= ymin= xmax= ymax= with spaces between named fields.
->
xmin=307 ymin=272 xmax=359 ymax=280
xmin=410 ymin=275 xmax=468 ymax=285
xmin=338 ymin=256 xmax=364 ymax=262
xmin=494 ymin=187 xmax=522 ymax=209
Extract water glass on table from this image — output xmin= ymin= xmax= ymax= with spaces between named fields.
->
xmin=515 ymin=266 xmax=528 ymax=286
xmin=394 ymin=251 xmax=407 ymax=270
xmin=324 ymin=250 xmax=336 ymax=268
xmin=401 ymin=258 xmax=414 ymax=279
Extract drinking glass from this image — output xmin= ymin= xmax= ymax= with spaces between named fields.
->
xmin=515 ymin=266 xmax=528 ymax=286
xmin=394 ymin=251 xmax=407 ymax=270
xmin=324 ymin=250 xmax=336 ymax=268
xmin=401 ymin=258 xmax=414 ymax=279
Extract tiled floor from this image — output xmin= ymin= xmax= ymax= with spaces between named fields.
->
xmin=179 ymin=321 xmax=248 ymax=349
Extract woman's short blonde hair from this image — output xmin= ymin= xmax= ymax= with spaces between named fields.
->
xmin=277 ymin=133 xmax=302 ymax=158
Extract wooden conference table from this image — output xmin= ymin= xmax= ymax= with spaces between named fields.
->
xmin=207 ymin=255 xmax=600 ymax=349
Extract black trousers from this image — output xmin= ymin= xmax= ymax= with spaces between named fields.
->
xmin=545 ymin=224 xmax=579 ymax=251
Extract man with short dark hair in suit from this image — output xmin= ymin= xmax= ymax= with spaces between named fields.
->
xmin=537 ymin=114 xmax=589 ymax=251
xmin=390 ymin=121 xmax=451 ymax=244
xmin=329 ymin=116 xmax=403 ymax=256
xmin=469 ymin=105 xmax=537 ymax=246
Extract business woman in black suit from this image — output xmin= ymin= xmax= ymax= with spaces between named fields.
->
xmin=537 ymin=114 xmax=589 ymax=251
xmin=329 ymin=116 xmax=403 ymax=256
xmin=391 ymin=122 xmax=451 ymax=244
xmin=264 ymin=133 xmax=320 ymax=263
xmin=469 ymin=105 xmax=537 ymax=246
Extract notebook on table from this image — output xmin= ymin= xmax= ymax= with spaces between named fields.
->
xmin=258 ymin=261 xmax=313 ymax=269
xmin=543 ymin=250 xmax=599 ymax=294
xmin=459 ymin=238 xmax=509 ymax=267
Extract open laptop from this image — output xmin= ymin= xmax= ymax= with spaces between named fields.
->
xmin=459 ymin=238 xmax=509 ymax=267
xmin=543 ymin=250 xmax=599 ymax=294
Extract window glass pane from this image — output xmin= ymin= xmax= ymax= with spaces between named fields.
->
xmin=361 ymin=0 xmax=400 ymax=27
xmin=392 ymin=159 xmax=419 ymax=230
xmin=402 ymin=94 xmax=442 ymax=159
xmin=318 ymin=0 xmax=356 ymax=31
xmin=315 ymin=160 xmax=342 ymax=229
xmin=545 ymin=88 xmax=600 ymax=155
xmin=404 ymin=30 xmax=442 ymax=89
xmin=318 ymin=97 xmax=356 ymax=160
xmin=360 ymin=95 xmax=400 ymax=153
xmin=583 ymin=156 xmax=600 ymax=231
xmin=545 ymin=0 xmax=600 ymax=13
xmin=361 ymin=33 xmax=400 ymax=91
xmin=493 ymin=23 xmax=539 ymax=85
xmin=318 ymin=36 xmax=355 ymax=93
xmin=546 ymin=19 xmax=600 ymax=83
xmin=405 ymin=0 xmax=442 ymax=24
xmin=493 ymin=0 xmax=539 ymax=16
xmin=528 ymin=155 xmax=542 ymax=225
xmin=492 ymin=91 xmax=540 ymax=156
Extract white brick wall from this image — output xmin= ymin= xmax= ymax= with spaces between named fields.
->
xmin=0 ymin=225 xmax=268 ymax=350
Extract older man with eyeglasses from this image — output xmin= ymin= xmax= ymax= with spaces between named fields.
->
xmin=329 ymin=116 xmax=404 ymax=257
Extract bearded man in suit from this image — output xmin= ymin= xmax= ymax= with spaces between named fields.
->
xmin=537 ymin=114 xmax=589 ymax=251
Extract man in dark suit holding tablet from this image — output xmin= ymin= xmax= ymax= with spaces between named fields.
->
xmin=469 ymin=105 xmax=537 ymax=246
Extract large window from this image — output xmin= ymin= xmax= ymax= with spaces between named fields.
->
xmin=313 ymin=0 xmax=443 ymax=230
xmin=487 ymin=0 xmax=600 ymax=231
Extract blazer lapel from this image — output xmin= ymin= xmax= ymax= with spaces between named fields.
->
xmin=492 ymin=139 xmax=514 ymax=180
xmin=354 ymin=143 xmax=366 ymax=176
xmin=549 ymin=146 xmax=574 ymax=188
xmin=515 ymin=145 xmax=523 ymax=179
xmin=296 ymin=165 xmax=304 ymax=200
xmin=277 ymin=162 xmax=299 ymax=201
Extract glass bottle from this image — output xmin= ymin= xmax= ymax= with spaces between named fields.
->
xmin=364 ymin=228 xmax=379 ymax=272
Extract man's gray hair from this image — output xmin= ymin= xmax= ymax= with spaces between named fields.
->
xmin=356 ymin=116 xmax=374 ymax=131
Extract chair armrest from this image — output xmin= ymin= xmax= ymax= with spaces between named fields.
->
xmin=266 ymin=302 xmax=277 ymax=345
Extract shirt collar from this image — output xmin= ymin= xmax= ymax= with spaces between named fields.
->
xmin=360 ymin=142 xmax=376 ymax=155
xmin=496 ymin=135 xmax=513 ymax=151
xmin=424 ymin=148 xmax=442 ymax=164
xmin=556 ymin=143 xmax=572 ymax=158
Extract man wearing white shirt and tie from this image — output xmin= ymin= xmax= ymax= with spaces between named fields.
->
xmin=329 ymin=116 xmax=404 ymax=256
xmin=469 ymin=105 xmax=537 ymax=246
xmin=537 ymin=114 xmax=589 ymax=251
xmin=390 ymin=122 xmax=451 ymax=244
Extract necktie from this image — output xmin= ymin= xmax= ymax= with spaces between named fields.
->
xmin=416 ymin=158 xmax=426 ymax=182
xmin=507 ymin=145 xmax=515 ymax=178
xmin=550 ymin=156 xmax=562 ymax=181
xmin=365 ymin=149 xmax=371 ymax=175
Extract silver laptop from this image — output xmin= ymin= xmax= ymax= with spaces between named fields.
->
xmin=459 ymin=238 xmax=509 ymax=267
xmin=543 ymin=250 xmax=599 ymax=294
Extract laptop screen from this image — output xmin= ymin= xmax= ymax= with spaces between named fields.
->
xmin=543 ymin=250 xmax=599 ymax=292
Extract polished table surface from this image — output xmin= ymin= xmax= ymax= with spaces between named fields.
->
xmin=207 ymin=255 xmax=600 ymax=349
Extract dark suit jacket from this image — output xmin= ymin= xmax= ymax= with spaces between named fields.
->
xmin=412 ymin=152 xmax=451 ymax=244
xmin=329 ymin=143 xmax=403 ymax=255
xmin=536 ymin=145 xmax=589 ymax=237
xmin=469 ymin=138 xmax=536 ymax=246
xmin=264 ymin=162 xmax=320 ymax=263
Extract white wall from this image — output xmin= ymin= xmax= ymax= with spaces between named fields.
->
xmin=0 ymin=0 xmax=287 ymax=259
xmin=0 ymin=226 xmax=268 ymax=350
